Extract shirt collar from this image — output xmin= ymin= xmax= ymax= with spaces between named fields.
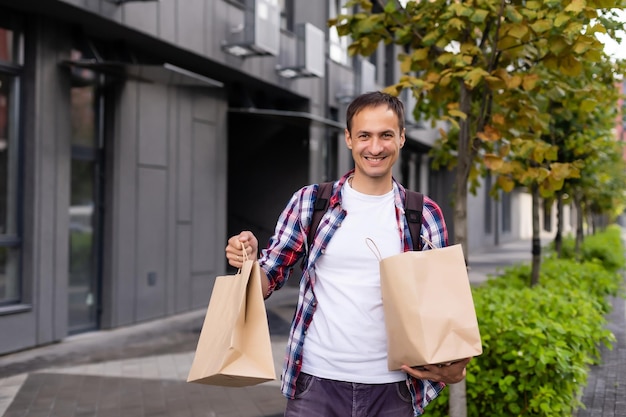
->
xmin=331 ymin=169 xmax=407 ymax=211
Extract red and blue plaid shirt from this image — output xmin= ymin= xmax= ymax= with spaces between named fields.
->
xmin=258 ymin=170 xmax=449 ymax=416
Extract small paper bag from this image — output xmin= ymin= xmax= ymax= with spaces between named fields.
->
xmin=187 ymin=258 xmax=276 ymax=387
xmin=377 ymin=243 xmax=482 ymax=370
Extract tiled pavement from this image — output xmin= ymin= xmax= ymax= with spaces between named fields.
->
xmin=0 ymin=237 xmax=624 ymax=417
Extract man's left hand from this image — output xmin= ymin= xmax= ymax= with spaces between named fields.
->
xmin=401 ymin=358 xmax=471 ymax=384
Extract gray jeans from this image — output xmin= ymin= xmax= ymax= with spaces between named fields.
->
xmin=284 ymin=373 xmax=414 ymax=417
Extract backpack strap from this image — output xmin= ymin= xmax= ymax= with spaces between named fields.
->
xmin=308 ymin=182 xmax=333 ymax=249
xmin=405 ymin=190 xmax=424 ymax=250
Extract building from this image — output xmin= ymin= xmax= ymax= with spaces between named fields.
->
xmin=0 ymin=0 xmax=533 ymax=355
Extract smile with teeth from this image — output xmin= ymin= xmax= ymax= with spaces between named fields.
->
xmin=365 ymin=156 xmax=385 ymax=161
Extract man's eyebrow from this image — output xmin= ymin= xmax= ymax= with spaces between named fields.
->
xmin=355 ymin=129 xmax=396 ymax=135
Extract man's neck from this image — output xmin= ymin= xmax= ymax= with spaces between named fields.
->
xmin=349 ymin=174 xmax=393 ymax=195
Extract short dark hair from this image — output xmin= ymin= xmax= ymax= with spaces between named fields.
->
xmin=345 ymin=91 xmax=405 ymax=133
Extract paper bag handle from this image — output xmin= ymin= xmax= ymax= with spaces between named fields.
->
xmin=421 ymin=235 xmax=435 ymax=249
xmin=366 ymin=235 xmax=435 ymax=260
xmin=237 ymin=241 xmax=248 ymax=273
xmin=365 ymin=238 xmax=382 ymax=261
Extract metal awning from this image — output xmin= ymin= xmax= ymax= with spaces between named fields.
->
xmin=61 ymin=60 xmax=224 ymax=88
xmin=228 ymin=108 xmax=344 ymax=131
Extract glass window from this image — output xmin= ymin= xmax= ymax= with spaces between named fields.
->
xmin=0 ymin=16 xmax=22 ymax=306
xmin=329 ymin=0 xmax=350 ymax=66
xmin=278 ymin=0 xmax=293 ymax=31
xmin=502 ymin=191 xmax=512 ymax=233
xmin=0 ymin=25 xmax=22 ymax=65
xmin=0 ymin=30 xmax=22 ymax=306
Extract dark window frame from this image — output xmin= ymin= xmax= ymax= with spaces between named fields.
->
xmin=0 ymin=14 xmax=24 ymax=307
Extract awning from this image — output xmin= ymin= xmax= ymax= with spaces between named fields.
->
xmin=228 ymin=108 xmax=344 ymax=131
xmin=60 ymin=60 xmax=224 ymax=88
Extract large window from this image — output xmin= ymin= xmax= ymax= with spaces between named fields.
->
xmin=329 ymin=0 xmax=350 ymax=66
xmin=0 ymin=17 xmax=23 ymax=306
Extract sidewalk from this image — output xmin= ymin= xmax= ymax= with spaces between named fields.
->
xmin=0 ymin=237 xmax=623 ymax=417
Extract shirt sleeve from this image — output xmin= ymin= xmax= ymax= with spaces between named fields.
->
xmin=421 ymin=196 xmax=449 ymax=249
xmin=258 ymin=186 xmax=312 ymax=296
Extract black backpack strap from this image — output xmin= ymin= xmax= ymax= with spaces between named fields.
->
xmin=308 ymin=182 xmax=334 ymax=249
xmin=405 ymin=190 xmax=424 ymax=250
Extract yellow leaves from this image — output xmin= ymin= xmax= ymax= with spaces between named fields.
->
xmin=560 ymin=55 xmax=583 ymax=77
xmin=464 ymin=67 xmax=489 ymax=89
xmin=399 ymin=53 xmax=413 ymax=73
xmin=470 ymin=9 xmax=489 ymax=24
xmin=492 ymin=114 xmax=506 ymax=127
xmin=448 ymin=109 xmax=467 ymax=120
xmin=497 ymin=175 xmax=516 ymax=192
xmin=564 ymin=0 xmax=585 ymax=13
xmin=580 ymin=98 xmax=597 ymax=113
xmin=530 ymin=20 xmax=552 ymax=34
xmin=549 ymin=37 xmax=569 ymax=55
xmin=484 ymin=154 xmax=504 ymax=170
xmin=554 ymin=13 xmax=570 ymax=28
xmin=507 ymin=23 xmax=530 ymax=39
xmin=447 ymin=102 xmax=468 ymax=119
xmin=522 ymin=73 xmax=540 ymax=91
xmin=477 ymin=125 xmax=502 ymax=142
xmin=382 ymin=84 xmax=402 ymax=97
xmin=412 ymin=48 xmax=430 ymax=62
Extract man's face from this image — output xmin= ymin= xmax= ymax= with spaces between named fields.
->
xmin=345 ymin=104 xmax=405 ymax=181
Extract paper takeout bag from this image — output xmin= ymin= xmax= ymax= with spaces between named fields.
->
xmin=377 ymin=243 xmax=482 ymax=370
xmin=187 ymin=258 xmax=276 ymax=387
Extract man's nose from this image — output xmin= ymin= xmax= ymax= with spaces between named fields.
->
xmin=370 ymin=137 xmax=384 ymax=154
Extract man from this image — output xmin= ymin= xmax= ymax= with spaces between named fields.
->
xmin=225 ymin=91 xmax=469 ymax=416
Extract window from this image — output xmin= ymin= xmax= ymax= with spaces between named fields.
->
xmin=501 ymin=191 xmax=512 ymax=233
xmin=329 ymin=0 xmax=350 ymax=66
xmin=484 ymin=174 xmax=493 ymax=234
xmin=0 ymin=18 xmax=23 ymax=306
xmin=278 ymin=0 xmax=293 ymax=32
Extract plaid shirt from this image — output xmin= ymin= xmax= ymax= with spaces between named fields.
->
xmin=258 ymin=170 xmax=449 ymax=416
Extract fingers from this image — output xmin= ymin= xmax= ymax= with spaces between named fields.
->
xmin=225 ymin=231 xmax=259 ymax=267
xmin=401 ymin=357 xmax=471 ymax=384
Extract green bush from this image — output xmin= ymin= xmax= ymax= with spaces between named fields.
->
xmin=423 ymin=226 xmax=623 ymax=417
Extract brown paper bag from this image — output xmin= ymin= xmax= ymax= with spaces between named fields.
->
xmin=373 ymin=241 xmax=482 ymax=370
xmin=187 ymin=257 xmax=276 ymax=387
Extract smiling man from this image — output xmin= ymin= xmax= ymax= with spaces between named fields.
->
xmin=225 ymin=91 xmax=469 ymax=417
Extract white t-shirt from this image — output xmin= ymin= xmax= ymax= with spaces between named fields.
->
xmin=301 ymin=180 xmax=406 ymax=383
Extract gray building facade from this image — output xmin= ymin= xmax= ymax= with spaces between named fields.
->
xmin=0 ymin=0 xmax=523 ymax=355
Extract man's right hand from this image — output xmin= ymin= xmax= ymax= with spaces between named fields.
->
xmin=225 ymin=231 xmax=258 ymax=268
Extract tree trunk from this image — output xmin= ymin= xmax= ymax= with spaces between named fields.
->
xmin=530 ymin=185 xmax=541 ymax=287
xmin=555 ymin=191 xmax=563 ymax=257
xmin=575 ymin=192 xmax=584 ymax=255
xmin=449 ymin=81 xmax=472 ymax=417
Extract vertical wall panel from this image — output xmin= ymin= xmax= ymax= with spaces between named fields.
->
xmin=112 ymin=82 xmax=139 ymax=326
xmin=123 ymin=2 xmax=158 ymax=35
xmin=176 ymin=0 xmax=205 ymax=55
xmin=138 ymin=84 xmax=168 ymax=167
xmin=177 ymin=91 xmax=193 ymax=222
xmin=191 ymin=121 xmax=216 ymax=274
xmin=136 ymin=168 xmax=168 ymax=321
xmin=35 ymin=21 xmax=72 ymax=344
xmin=158 ymin=0 xmax=177 ymax=44
xmin=165 ymin=86 xmax=178 ymax=315
xmin=175 ymin=224 xmax=192 ymax=311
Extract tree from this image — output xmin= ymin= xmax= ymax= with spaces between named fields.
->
xmin=330 ymin=0 xmax=626 ymax=415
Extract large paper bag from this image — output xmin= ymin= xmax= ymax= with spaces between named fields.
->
xmin=378 ymin=243 xmax=482 ymax=370
xmin=187 ymin=258 xmax=276 ymax=387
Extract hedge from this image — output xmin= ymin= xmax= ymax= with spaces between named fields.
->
xmin=424 ymin=225 xmax=624 ymax=416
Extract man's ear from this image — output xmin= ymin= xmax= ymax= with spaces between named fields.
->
xmin=345 ymin=128 xmax=352 ymax=149
xmin=400 ymin=128 xmax=406 ymax=148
